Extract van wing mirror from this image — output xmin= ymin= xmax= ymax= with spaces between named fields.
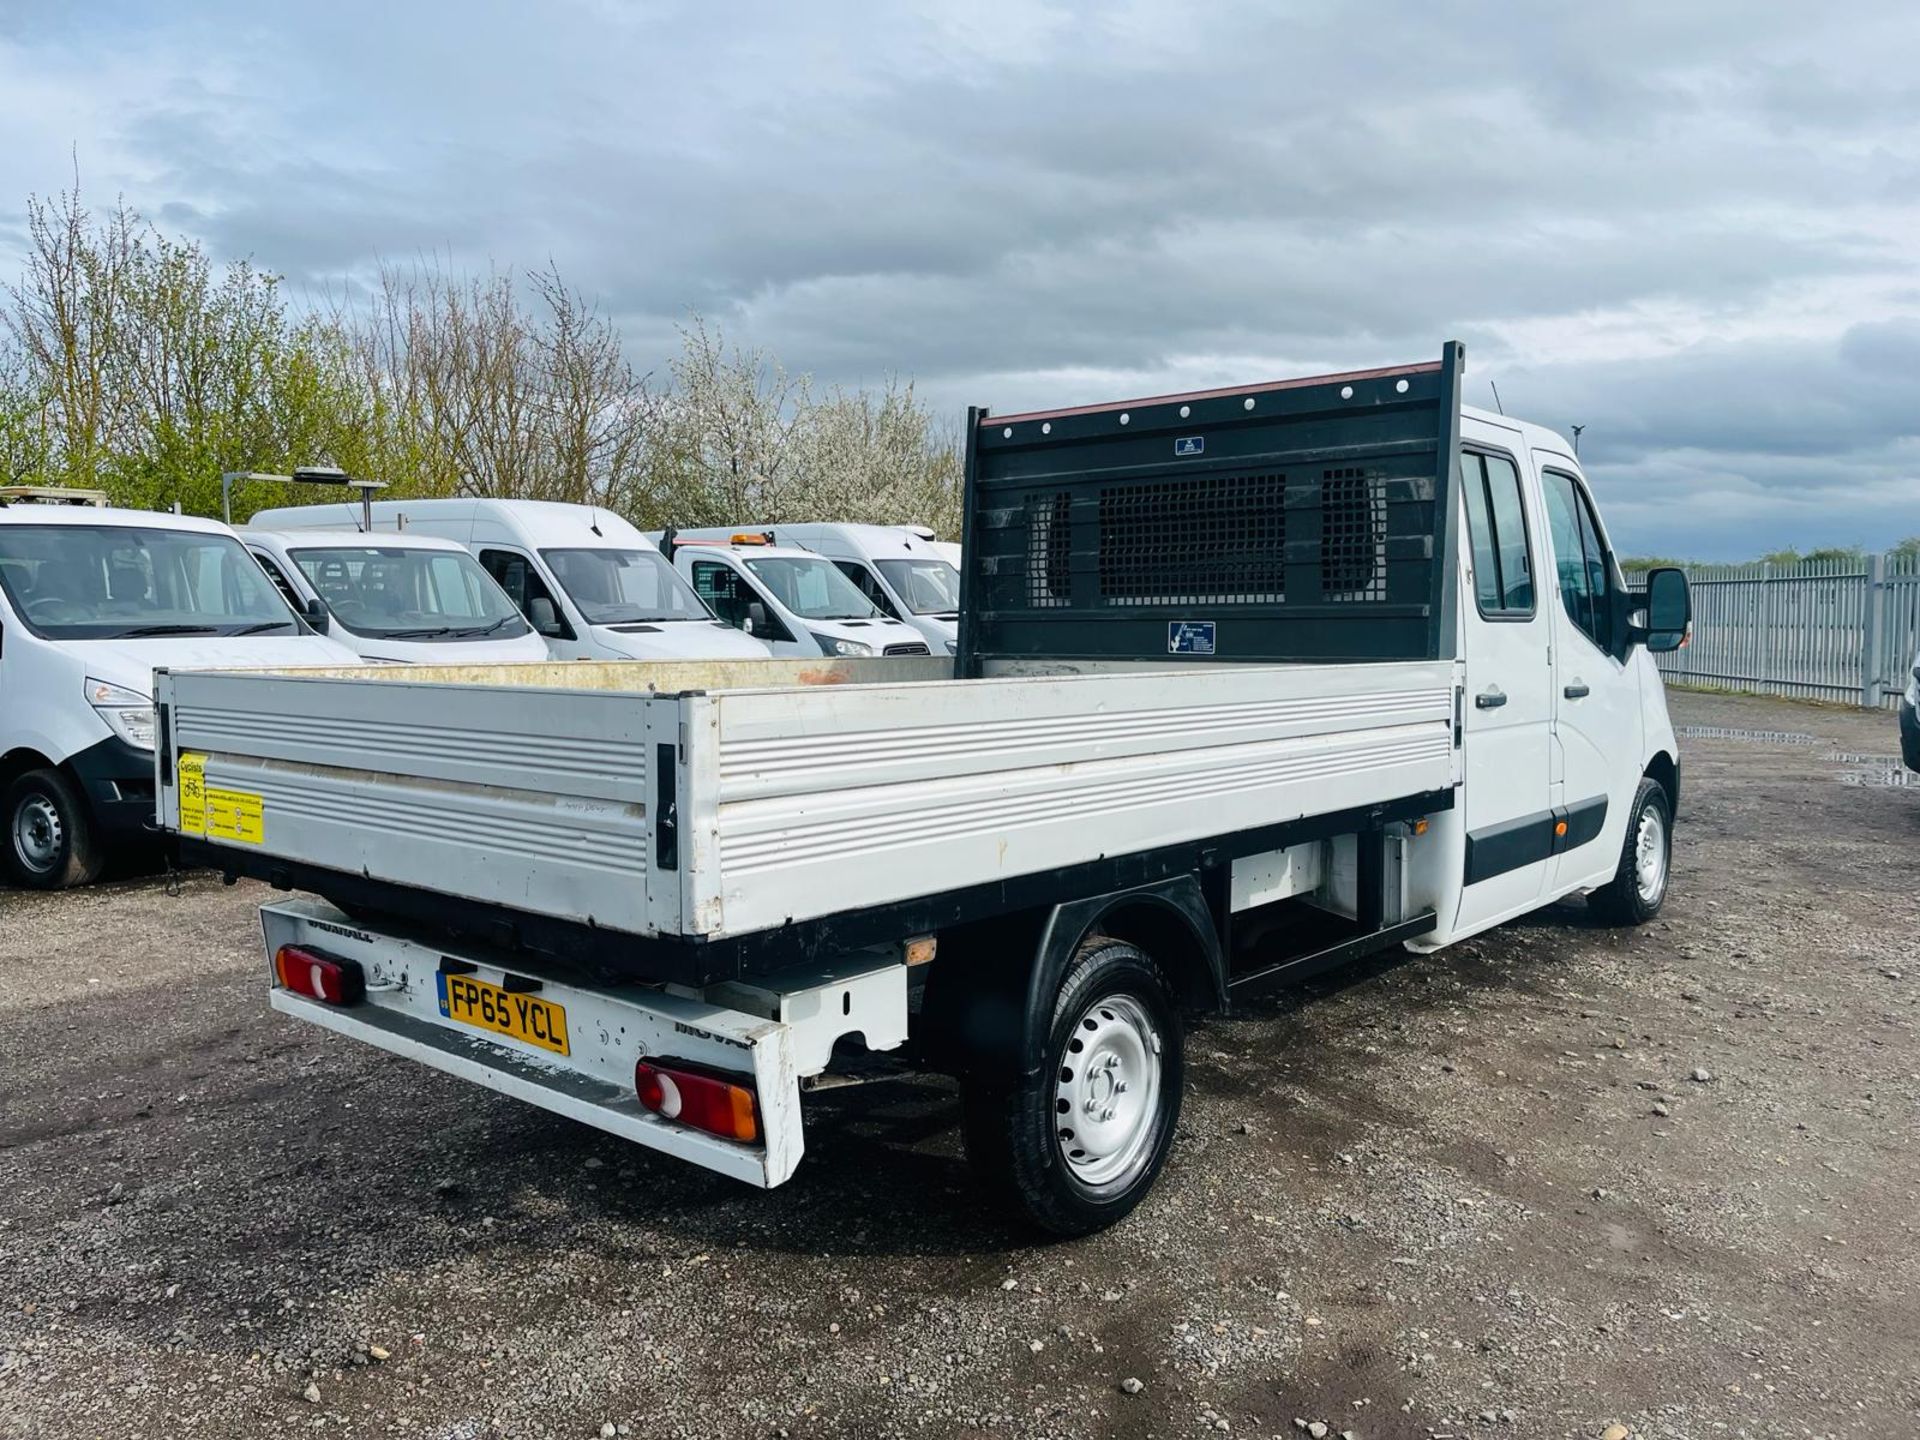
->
xmin=528 ymin=596 xmax=564 ymax=637
xmin=301 ymin=597 xmax=331 ymax=635
xmin=1634 ymin=567 xmax=1691 ymax=653
xmin=746 ymin=600 xmax=768 ymax=634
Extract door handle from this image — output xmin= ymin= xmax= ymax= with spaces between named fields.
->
xmin=1563 ymin=681 xmax=1590 ymax=700
xmin=1474 ymin=687 xmax=1507 ymax=710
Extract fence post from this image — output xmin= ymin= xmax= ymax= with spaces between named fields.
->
xmin=1863 ymin=550 xmax=1888 ymax=708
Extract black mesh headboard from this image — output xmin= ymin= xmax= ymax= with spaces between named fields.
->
xmin=956 ymin=342 xmax=1465 ymax=671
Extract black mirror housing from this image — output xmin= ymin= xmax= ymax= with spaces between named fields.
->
xmin=302 ymin=597 xmax=330 ymax=635
xmin=1639 ymin=567 xmax=1691 ymax=653
xmin=746 ymin=600 xmax=768 ymax=635
xmin=528 ymin=596 xmax=564 ymax=638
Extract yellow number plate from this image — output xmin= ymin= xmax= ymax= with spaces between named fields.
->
xmin=436 ymin=972 xmax=570 ymax=1056
xmin=175 ymin=752 xmax=264 ymax=845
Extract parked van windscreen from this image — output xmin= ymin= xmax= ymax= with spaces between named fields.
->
xmin=0 ymin=524 xmax=299 ymax=639
xmin=875 ymin=558 xmax=960 ymax=615
xmin=542 ymin=548 xmax=713 ymax=624
xmin=745 ymin=556 xmax=881 ymax=621
xmin=290 ymin=546 xmax=530 ymax=639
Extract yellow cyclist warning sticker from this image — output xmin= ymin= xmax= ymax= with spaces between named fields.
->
xmin=176 ymin=752 xmax=264 ymax=845
xmin=177 ymin=752 xmax=206 ymax=836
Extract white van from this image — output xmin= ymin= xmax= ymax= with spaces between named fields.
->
xmin=240 ymin=529 xmax=550 ymax=665
xmin=245 ymin=499 xmax=771 ymax=662
xmin=0 ymin=502 xmax=360 ymax=888
xmin=671 ymin=523 xmax=961 ymax=654
xmin=656 ymin=532 xmax=932 ymax=658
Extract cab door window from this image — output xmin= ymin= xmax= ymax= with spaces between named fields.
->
xmin=692 ymin=559 xmax=793 ymax=640
xmin=1541 ymin=470 xmax=1615 ymax=652
xmin=480 ymin=548 xmax=571 ymax=637
xmin=250 ymin=550 xmax=305 ymax=609
xmin=833 ymin=560 xmax=900 ymax=618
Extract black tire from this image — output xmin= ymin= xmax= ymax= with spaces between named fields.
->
xmin=1587 ymin=776 xmax=1672 ymax=926
xmin=2 ymin=767 xmax=105 ymax=890
xmin=961 ymin=935 xmax=1184 ymax=1237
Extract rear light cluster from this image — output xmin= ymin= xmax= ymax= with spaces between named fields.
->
xmin=274 ymin=945 xmax=365 ymax=1005
xmin=635 ymin=1060 xmax=760 ymax=1144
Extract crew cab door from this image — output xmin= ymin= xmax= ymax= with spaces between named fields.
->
xmin=1537 ymin=458 xmax=1642 ymax=892
xmin=1453 ymin=436 xmax=1556 ymax=933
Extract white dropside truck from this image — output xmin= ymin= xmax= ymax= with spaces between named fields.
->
xmin=156 ymin=344 xmax=1693 ymax=1234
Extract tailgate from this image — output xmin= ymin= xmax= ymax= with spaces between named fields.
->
xmin=155 ymin=668 xmax=679 ymax=936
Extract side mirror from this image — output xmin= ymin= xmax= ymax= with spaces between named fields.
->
xmin=301 ymin=597 xmax=331 ymax=635
xmin=746 ymin=600 xmax=768 ymax=635
xmin=1636 ymin=567 xmax=1691 ymax=653
xmin=528 ymin=596 xmax=564 ymax=637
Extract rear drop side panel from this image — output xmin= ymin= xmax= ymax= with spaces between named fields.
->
xmin=157 ymin=669 xmax=680 ymax=936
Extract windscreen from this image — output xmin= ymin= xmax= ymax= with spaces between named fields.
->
xmin=744 ymin=555 xmax=880 ymax=620
xmin=541 ymin=547 xmax=713 ymax=624
xmin=0 ymin=524 xmax=299 ymax=639
xmin=876 ymin=557 xmax=960 ymax=615
xmin=290 ymin=545 xmax=530 ymax=639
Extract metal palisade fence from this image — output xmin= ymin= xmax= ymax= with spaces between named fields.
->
xmin=1651 ymin=551 xmax=1920 ymax=710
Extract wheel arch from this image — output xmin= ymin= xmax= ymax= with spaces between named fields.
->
xmin=919 ymin=875 xmax=1224 ymax=1086
xmin=1644 ymin=749 xmax=1679 ymax=817
xmin=1 ymin=746 xmax=61 ymax=788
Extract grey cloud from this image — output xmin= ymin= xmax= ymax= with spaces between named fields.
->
xmin=1 ymin=0 xmax=1915 ymax=559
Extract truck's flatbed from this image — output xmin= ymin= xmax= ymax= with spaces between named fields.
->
xmin=159 ymin=654 xmax=1460 ymax=979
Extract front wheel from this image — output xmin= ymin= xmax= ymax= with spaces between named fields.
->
xmin=1588 ymin=776 xmax=1672 ymax=925
xmin=3 ymin=767 xmax=105 ymax=890
xmin=961 ymin=936 xmax=1184 ymax=1236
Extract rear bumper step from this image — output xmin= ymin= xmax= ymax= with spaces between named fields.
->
xmin=259 ymin=898 xmax=810 ymax=1186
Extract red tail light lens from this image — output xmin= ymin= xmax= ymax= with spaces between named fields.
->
xmin=635 ymin=1060 xmax=760 ymax=1144
xmin=274 ymin=945 xmax=365 ymax=1005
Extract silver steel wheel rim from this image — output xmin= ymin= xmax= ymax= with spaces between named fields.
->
xmin=12 ymin=794 xmax=62 ymax=874
xmin=1054 ymin=993 xmax=1164 ymax=1194
xmin=1633 ymin=806 xmax=1667 ymax=905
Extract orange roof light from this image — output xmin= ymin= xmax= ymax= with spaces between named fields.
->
xmin=730 ymin=532 xmax=773 ymax=546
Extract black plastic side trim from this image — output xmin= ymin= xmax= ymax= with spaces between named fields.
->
xmin=1554 ymin=795 xmax=1608 ymax=853
xmin=1466 ymin=794 xmax=1611 ymax=883
xmin=1464 ymin=808 xmax=1556 ymax=885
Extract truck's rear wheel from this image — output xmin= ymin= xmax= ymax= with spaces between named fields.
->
xmin=961 ymin=936 xmax=1184 ymax=1236
xmin=1588 ymin=776 xmax=1671 ymax=925
xmin=3 ymin=767 xmax=104 ymax=890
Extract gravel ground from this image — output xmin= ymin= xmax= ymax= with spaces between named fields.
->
xmin=1 ymin=689 xmax=1916 ymax=1440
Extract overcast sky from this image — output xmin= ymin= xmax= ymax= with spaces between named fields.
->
xmin=2 ymin=0 xmax=1915 ymax=558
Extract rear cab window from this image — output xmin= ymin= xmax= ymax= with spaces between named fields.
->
xmin=1459 ymin=450 xmax=1535 ymax=618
